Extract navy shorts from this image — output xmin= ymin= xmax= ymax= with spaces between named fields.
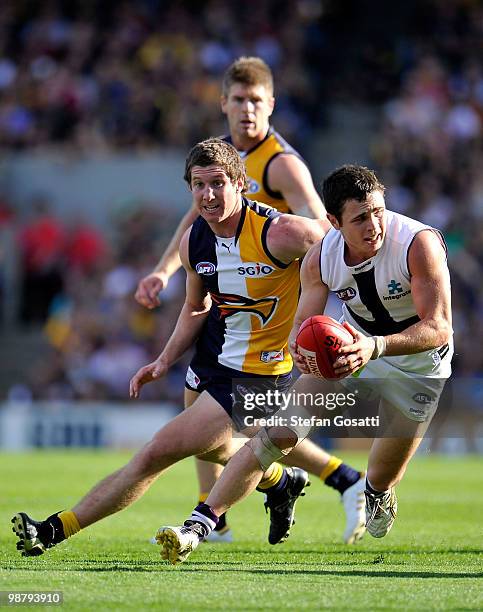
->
xmin=185 ymin=357 xmax=293 ymax=431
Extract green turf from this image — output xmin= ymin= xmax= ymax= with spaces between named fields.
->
xmin=0 ymin=451 xmax=481 ymax=610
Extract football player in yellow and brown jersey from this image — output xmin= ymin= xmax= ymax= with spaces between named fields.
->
xmin=134 ymin=60 xmax=366 ymax=544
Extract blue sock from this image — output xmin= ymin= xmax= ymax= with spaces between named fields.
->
xmin=325 ymin=464 xmax=361 ymax=495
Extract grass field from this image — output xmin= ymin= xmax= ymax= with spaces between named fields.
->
xmin=0 ymin=451 xmax=481 ymax=610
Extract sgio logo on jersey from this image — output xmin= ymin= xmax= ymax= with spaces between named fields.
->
xmin=237 ymin=262 xmax=275 ymax=277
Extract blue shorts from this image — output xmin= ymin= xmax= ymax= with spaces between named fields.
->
xmin=185 ymin=356 xmax=293 ymax=431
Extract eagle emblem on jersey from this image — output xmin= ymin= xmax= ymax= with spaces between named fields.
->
xmin=211 ymin=292 xmax=278 ymax=325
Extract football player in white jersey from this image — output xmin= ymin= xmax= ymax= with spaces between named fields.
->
xmin=157 ymin=164 xmax=453 ymax=563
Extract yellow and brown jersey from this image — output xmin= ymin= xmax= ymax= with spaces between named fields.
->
xmin=224 ymin=127 xmax=304 ymax=214
xmin=188 ymin=198 xmax=300 ymax=375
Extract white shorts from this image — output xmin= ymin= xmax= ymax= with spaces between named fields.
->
xmin=340 ymin=341 xmax=453 ymax=422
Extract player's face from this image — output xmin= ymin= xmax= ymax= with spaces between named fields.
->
xmin=329 ymin=190 xmax=386 ymax=264
xmin=221 ymin=83 xmax=274 ymax=147
xmin=190 ymin=165 xmax=243 ymax=226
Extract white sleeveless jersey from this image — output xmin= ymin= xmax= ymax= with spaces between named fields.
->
xmin=319 ymin=210 xmax=452 ymax=377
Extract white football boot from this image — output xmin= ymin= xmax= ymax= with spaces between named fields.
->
xmin=156 ymin=524 xmax=204 ymax=565
xmin=365 ymin=487 xmax=398 ymax=538
xmin=341 ymin=476 xmax=367 ymax=544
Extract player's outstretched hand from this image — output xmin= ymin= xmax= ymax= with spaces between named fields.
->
xmin=134 ymin=272 xmax=168 ymax=309
xmin=130 ymin=358 xmax=168 ymax=398
xmin=289 ymin=340 xmax=311 ymax=374
xmin=332 ymin=322 xmax=375 ymax=377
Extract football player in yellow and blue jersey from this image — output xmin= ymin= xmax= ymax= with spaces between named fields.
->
xmin=11 ymin=139 xmax=335 ymax=557
xmin=134 ymin=58 xmax=366 ymax=544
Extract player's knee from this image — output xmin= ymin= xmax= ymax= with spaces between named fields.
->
xmin=248 ymin=426 xmax=298 ymax=472
xmin=133 ymin=435 xmax=185 ymax=476
xmin=196 ymin=445 xmax=232 ymax=466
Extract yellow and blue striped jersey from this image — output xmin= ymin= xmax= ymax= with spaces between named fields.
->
xmin=189 ymin=198 xmax=300 ymax=375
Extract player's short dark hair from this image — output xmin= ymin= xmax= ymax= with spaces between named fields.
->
xmin=322 ymin=164 xmax=385 ymax=222
xmin=222 ymin=56 xmax=274 ymax=97
xmin=184 ymin=138 xmax=248 ymax=191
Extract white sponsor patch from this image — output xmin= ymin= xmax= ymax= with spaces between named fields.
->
xmin=186 ymin=366 xmax=200 ymax=389
xmin=260 ymin=349 xmax=284 ymax=363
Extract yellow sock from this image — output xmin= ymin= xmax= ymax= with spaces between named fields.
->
xmin=258 ymin=462 xmax=284 ymax=490
xmin=58 ymin=511 xmax=81 ymax=539
xmin=319 ymin=456 xmax=343 ymax=481
xmin=198 ymin=493 xmax=209 ymax=503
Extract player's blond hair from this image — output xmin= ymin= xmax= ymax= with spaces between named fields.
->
xmin=184 ymin=138 xmax=248 ymax=192
xmin=222 ymin=56 xmax=274 ymax=97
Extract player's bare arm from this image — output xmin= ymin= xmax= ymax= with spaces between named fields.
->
xmin=130 ymin=229 xmax=211 ymax=397
xmin=267 ymin=213 xmax=329 ymax=264
xmin=288 ymin=242 xmax=329 ymax=373
xmin=268 ymin=153 xmax=326 ymax=218
xmin=134 ymin=205 xmax=199 ymax=309
xmin=334 ymin=230 xmax=452 ymax=376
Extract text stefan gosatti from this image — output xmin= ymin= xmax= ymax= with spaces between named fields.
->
xmin=243 ymin=413 xmax=380 ymax=428
xmin=242 ymin=389 xmax=356 ymax=411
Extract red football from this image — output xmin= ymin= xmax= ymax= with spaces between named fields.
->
xmin=296 ymin=315 xmax=354 ymax=379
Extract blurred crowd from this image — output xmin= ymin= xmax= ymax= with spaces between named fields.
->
xmin=1 ymin=0 xmax=479 ymax=151
xmin=373 ymin=56 xmax=483 ymax=377
xmin=1 ymin=195 xmax=187 ymax=402
xmin=0 ymin=0 xmax=332 ymax=151
xmin=0 ymin=0 xmax=482 ymax=402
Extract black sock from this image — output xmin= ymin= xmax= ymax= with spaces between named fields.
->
xmin=214 ymin=513 xmax=227 ymax=531
xmin=365 ymin=478 xmax=386 ymax=496
xmin=325 ymin=464 xmax=361 ymax=495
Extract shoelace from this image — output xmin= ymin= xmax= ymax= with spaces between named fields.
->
xmin=367 ymin=492 xmax=390 ymax=523
xmin=183 ymin=521 xmax=208 ymax=540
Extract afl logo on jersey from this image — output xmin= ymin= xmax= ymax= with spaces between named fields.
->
xmin=246 ymin=178 xmax=260 ymax=194
xmin=238 ymin=262 xmax=275 ymax=277
xmin=336 ymin=287 xmax=356 ymax=301
xmin=196 ymin=261 xmax=216 ymax=275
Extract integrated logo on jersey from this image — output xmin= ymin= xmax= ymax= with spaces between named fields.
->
xmin=383 ymin=279 xmax=410 ymax=301
xmin=211 ymin=292 xmax=278 ymax=325
xmin=246 ymin=177 xmax=260 ymax=194
xmin=336 ymin=287 xmax=357 ymax=301
xmin=388 ymin=279 xmax=403 ymax=295
xmin=237 ymin=262 xmax=275 ymax=277
xmin=260 ymin=349 xmax=284 ymax=363
xmin=220 ymin=242 xmax=233 ymax=253
xmin=195 ymin=261 xmax=216 ymax=276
